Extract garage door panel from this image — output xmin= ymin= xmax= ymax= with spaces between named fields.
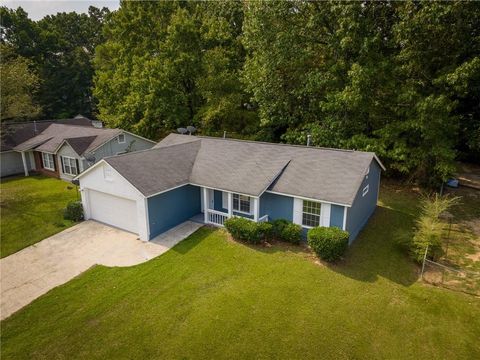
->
xmin=88 ymin=190 xmax=138 ymax=234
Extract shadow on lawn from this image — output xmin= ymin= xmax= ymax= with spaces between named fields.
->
xmin=331 ymin=206 xmax=419 ymax=287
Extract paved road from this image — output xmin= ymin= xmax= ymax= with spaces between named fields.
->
xmin=0 ymin=220 xmax=202 ymax=320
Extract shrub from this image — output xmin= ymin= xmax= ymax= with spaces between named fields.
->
xmin=63 ymin=201 xmax=84 ymax=222
xmin=280 ymin=223 xmax=302 ymax=244
xmin=224 ymin=217 xmax=268 ymax=244
xmin=410 ymin=194 xmax=460 ymax=263
xmin=307 ymin=227 xmax=349 ymax=262
xmin=271 ymin=219 xmax=302 ymax=244
xmin=271 ymin=219 xmax=289 ymax=239
xmin=257 ymin=222 xmax=273 ymax=240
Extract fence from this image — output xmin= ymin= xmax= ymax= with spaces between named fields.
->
xmin=421 ymin=246 xmax=480 ymax=296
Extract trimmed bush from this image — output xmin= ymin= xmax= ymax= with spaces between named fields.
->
xmin=307 ymin=226 xmax=349 ymax=262
xmin=257 ymin=222 xmax=273 ymax=240
xmin=271 ymin=219 xmax=289 ymax=239
xmin=271 ymin=219 xmax=302 ymax=244
xmin=224 ymin=217 xmax=270 ymax=244
xmin=63 ymin=201 xmax=84 ymax=222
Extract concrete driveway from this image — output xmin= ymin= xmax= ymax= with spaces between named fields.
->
xmin=0 ymin=220 xmax=202 ymax=320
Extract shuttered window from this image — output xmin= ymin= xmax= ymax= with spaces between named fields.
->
xmin=61 ymin=156 xmax=78 ymax=175
xmin=42 ymin=153 xmax=55 ymax=171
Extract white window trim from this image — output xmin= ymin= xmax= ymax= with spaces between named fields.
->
xmin=61 ymin=156 xmax=78 ymax=176
xmin=232 ymin=193 xmax=252 ymax=215
xmin=117 ymin=134 xmax=126 ymax=144
xmin=301 ymin=199 xmax=322 ymax=228
xmin=42 ymin=153 xmax=55 ymax=171
xmin=222 ymin=191 xmax=228 ymax=209
xmin=362 ymin=184 xmax=369 ymax=197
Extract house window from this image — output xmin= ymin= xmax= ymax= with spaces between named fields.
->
xmin=117 ymin=134 xmax=125 ymax=144
xmin=233 ymin=193 xmax=251 ymax=214
xmin=42 ymin=153 xmax=55 ymax=171
xmin=61 ymin=156 xmax=78 ymax=176
xmin=302 ymin=200 xmax=321 ymax=227
xmin=362 ymin=184 xmax=369 ymax=197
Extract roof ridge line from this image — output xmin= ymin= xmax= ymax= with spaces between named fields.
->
xmin=103 ymin=138 xmax=199 ymax=160
xmin=185 ymin=134 xmax=361 ymax=154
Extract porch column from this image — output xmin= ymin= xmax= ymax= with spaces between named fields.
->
xmin=253 ymin=197 xmax=259 ymax=222
xmin=21 ymin=151 xmax=29 ymax=176
xmin=203 ymin=187 xmax=208 ymax=223
xmin=227 ymin=192 xmax=233 ymax=218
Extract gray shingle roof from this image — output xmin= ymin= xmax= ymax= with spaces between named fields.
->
xmin=0 ymin=116 xmax=93 ymax=152
xmin=105 ymin=140 xmax=200 ymax=196
xmin=100 ymin=133 xmax=383 ymax=205
xmin=13 ymin=123 xmax=122 ymax=155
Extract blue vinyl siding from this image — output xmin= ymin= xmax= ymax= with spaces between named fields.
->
xmin=259 ymin=192 xmax=293 ymax=222
xmin=213 ymin=190 xmax=227 ymax=212
xmin=330 ymin=204 xmax=345 ymax=229
xmin=346 ymin=160 xmax=381 ymax=243
xmin=148 ymin=185 xmax=201 ymax=239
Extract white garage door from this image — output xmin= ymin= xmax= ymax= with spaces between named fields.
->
xmin=88 ymin=190 xmax=138 ymax=234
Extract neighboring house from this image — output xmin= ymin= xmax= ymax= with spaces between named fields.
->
xmin=0 ymin=116 xmax=156 ymax=180
xmin=76 ymin=133 xmax=385 ymax=243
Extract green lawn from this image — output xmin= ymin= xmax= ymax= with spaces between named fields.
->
xmin=0 ymin=175 xmax=79 ymax=257
xmin=1 ymin=183 xmax=479 ymax=359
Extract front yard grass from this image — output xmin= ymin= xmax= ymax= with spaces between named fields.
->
xmin=1 ymin=182 xmax=479 ymax=359
xmin=0 ymin=175 xmax=78 ymax=257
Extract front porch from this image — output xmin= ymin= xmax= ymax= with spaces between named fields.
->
xmin=192 ymin=187 xmax=268 ymax=227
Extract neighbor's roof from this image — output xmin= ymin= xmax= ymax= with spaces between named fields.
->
xmin=12 ymin=123 xmax=122 ymax=155
xmin=0 ymin=116 xmax=93 ymax=152
xmin=98 ymin=133 xmax=384 ymax=206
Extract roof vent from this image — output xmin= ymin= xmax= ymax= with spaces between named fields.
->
xmin=187 ymin=126 xmax=196 ymax=135
xmin=74 ymin=114 xmax=84 ymax=119
xmin=177 ymin=127 xmax=188 ymax=135
xmin=307 ymin=134 xmax=311 ymax=146
xmin=91 ymin=120 xmax=103 ymax=128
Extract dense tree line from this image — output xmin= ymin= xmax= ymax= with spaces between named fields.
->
xmin=1 ymin=1 xmax=479 ymax=186
xmin=1 ymin=6 xmax=109 ymax=119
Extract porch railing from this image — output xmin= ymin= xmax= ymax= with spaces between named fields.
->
xmin=258 ymin=214 xmax=269 ymax=223
xmin=206 ymin=209 xmax=229 ymax=227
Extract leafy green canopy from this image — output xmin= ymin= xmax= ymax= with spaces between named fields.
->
xmin=93 ymin=1 xmax=257 ymax=139
xmin=0 ymin=6 xmax=110 ymax=119
xmin=242 ymin=1 xmax=480 ymax=186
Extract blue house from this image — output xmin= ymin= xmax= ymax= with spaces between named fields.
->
xmin=76 ymin=134 xmax=385 ymax=243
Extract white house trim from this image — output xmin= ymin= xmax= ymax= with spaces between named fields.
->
xmin=190 ymin=183 xmax=257 ymax=199
xmin=266 ymin=190 xmax=351 ymax=208
xmin=145 ymin=182 xmax=191 ymax=199
xmin=293 ymin=198 xmax=302 ymax=225
xmin=320 ymin=203 xmax=331 ymax=227
xmin=342 ymin=206 xmax=348 ymax=231
xmin=20 ymin=151 xmax=29 ymax=176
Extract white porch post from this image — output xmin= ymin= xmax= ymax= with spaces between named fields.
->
xmin=227 ymin=192 xmax=233 ymax=218
xmin=203 ymin=187 xmax=208 ymax=224
xmin=253 ymin=197 xmax=259 ymax=222
xmin=21 ymin=151 xmax=29 ymax=176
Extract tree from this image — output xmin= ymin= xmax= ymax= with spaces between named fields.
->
xmin=0 ymin=5 xmax=110 ymax=119
xmin=94 ymin=1 xmax=256 ymax=139
xmin=0 ymin=45 xmax=41 ymax=121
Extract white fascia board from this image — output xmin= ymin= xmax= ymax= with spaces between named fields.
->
xmin=73 ymin=158 xmax=107 ymax=180
xmin=145 ymin=182 xmax=190 ymax=199
xmin=189 ymin=183 xmax=259 ymax=199
xmin=265 ymin=190 xmax=351 ymax=208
